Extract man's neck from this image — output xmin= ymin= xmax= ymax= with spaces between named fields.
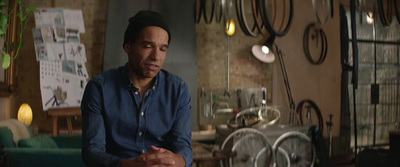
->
xmin=129 ymin=72 xmax=155 ymax=98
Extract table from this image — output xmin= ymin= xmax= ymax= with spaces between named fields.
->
xmin=47 ymin=107 xmax=81 ymax=136
xmin=193 ymin=151 xmax=236 ymax=167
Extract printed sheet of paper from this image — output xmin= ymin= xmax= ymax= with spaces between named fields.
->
xmin=40 ymin=61 xmax=88 ymax=111
xmin=34 ymin=9 xmax=65 ymax=28
xmin=63 ymin=9 xmax=85 ymax=33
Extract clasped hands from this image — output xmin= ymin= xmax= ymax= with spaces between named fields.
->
xmin=120 ymin=145 xmax=185 ymax=167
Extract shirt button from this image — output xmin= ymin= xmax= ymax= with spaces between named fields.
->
xmin=139 ymin=132 xmax=142 ymax=136
xmin=142 ymin=149 xmax=145 ymax=153
xmin=141 ymin=112 xmax=144 ymax=116
xmin=135 ymin=91 xmax=139 ymax=95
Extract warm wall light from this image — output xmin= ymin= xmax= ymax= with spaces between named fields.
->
xmin=17 ymin=103 xmax=33 ymax=126
xmin=366 ymin=12 xmax=374 ymax=24
xmin=252 ymin=35 xmax=276 ymax=63
xmin=225 ymin=19 xmax=235 ymax=36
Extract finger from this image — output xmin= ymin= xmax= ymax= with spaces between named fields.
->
xmin=145 ymin=157 xmax=176 ymax=166
xmin=150 ymin=145 xmax=163 ymax=152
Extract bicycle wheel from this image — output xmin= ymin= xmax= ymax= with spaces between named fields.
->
xmin=221 ymin=128 xmax=273 ymax=167
xmin=236 ymin=0 xmax=259 ymax=36
xmin=377 ymin=0 xmax=394 ymax=26
xmin=272 ymin=131 xmax=316 ymax=167
xmin=260 ymin=0 xmax=293 ymax=37
xmin=203 ymin=0 xmax=215 ymax=24
xmin=215 ymin=0 xmax=223 ymax=23
xmin=394 ymin=0 xmax=400 ymax=23
xmin=256 ymin=146 xmax=290 ymax=167
xmin=195 ymin=0 xmax=203 ymax=23
xmin=222 ymin=0 xmax=234 ymax=23
xmin=227 ymin=106 xmax=280 ymax=129
xmin=312 ymin=0 xmax=331 ymax=25
xmin=303 ymin=23 xmax=328 ymax=65
xmin=296 ymin=100 xmax=324 ymax=132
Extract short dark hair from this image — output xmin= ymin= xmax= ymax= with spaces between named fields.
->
xmin=123 ymin=10 xmax=171 ymax=47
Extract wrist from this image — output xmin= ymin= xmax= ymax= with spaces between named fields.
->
xmin=119 ymin=160 xmax=127 ymax=167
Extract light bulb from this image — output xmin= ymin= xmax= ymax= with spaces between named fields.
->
xmin=261 ymin=46 xmax=269 ymax=54
xmin=225 ymin=19 xmax=235 ymax=36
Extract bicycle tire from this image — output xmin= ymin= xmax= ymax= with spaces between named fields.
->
xmin=237 ymin=0 xmax=259 ymax=36
xmin=394 ymin=0 xmax=400 ymax=23
xmin=252 ymin=0 xmax=270 ymax=37
xmin=235 ymin=0 xmax=249 ymax=35
xmin=256 ymin=146 xmax=290 ymax=167
xmin=222 ymin=0 xmax=234 ymax=24
xmin=221 ymin=128 xmax=273 ymax=167
xmin=303 ymin=23 xmax=328 ymax=65
xmin=377 ymin=0 xmax=394 ymax=26
xmin=260 ymin=0 xmax=293 ymax=37
xmin=215 ymin=0 xmax=223 ymax=23
xmin=296 ymin=99 xmax=324 ymax=132
xmin=203 ymin=0 xmax=215 ymax=24
xmin=272 ymin=131 xmax=316 ymax=167
xmin=312 ymin=0 xmax=331 ymax=25
xmin=195 ymin=0 xmax=203 ymax=23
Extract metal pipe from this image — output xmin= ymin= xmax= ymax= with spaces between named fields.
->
xmin=227 ymin=36 xmax=230 ymax=89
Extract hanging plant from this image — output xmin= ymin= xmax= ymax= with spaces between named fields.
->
xmin=0 ymin=0 xmax=36 ymax=69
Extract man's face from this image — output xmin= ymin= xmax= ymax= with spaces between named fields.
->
xmin=124 ymin=26 xmax=169 ymax=80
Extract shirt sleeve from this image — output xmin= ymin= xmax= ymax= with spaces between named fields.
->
xmin=81 ymin=79 xmax=123 ymax=167
xmin=165 ymin=81 xmax=193 ymax=167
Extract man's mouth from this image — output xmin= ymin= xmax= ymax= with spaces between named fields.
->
xmin=147 ymin=64 xmax=159 ymax=70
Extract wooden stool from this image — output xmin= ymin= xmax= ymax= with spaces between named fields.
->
xmin=47 ymin=107 xmax=81 ymax=136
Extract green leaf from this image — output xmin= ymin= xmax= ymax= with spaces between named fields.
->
xmin=2 ymin=53 xmax=10 ymax=69
xmin=0 ymin=28 xmax=4 ymax=36
xmin=26 ymin=7 xmax=37 ymax=13
xmin=0 ymin=2 xmax=7 ymax=8
xmin=0 ymin=13 xmax=7 ymax=26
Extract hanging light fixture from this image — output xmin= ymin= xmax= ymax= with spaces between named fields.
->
xmin=17 ymin=103 xmax=33 ymax=126
xmin=252 ymin=35 xmax=276 ymax=63
xmin=225 ymin=19 xmax=235 ymax=36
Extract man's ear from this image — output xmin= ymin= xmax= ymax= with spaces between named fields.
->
xmin=123 ymin=42 xmax=131 ymax=53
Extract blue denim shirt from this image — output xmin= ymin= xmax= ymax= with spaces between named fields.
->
xmin=81 ymin=65 xmax=192 ymax=167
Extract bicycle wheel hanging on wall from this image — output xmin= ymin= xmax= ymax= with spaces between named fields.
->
xmin=259 ymin=0 xmax=294 ymax=37
xmin=377 ymin=0 xmax=394 ymax=26
xmin=312 ymin=0 xmax=331 ymax=25
xmin=394 ymin=0 xmax=400 ymax=23
xmin=251 ymin=0 xmax=271 ymax=37
xmin=236 ymin=0 xmax=259 ymax=36
xmin=303 ymin=23 xmax=328 ymax=65
xmin=222 ymin=0 xmax=234 ymax=24
xmin=203 ymin=0 xmax=215 ymax=24
xmin=221 ymin=128 xmax=274 ymax=167
xmin=215 ymin=0 xmax=223 ymax=23
xmin=194 ymin=0 xmax=203 ymax=23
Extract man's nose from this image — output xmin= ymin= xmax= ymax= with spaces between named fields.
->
xmin=150 ymin=48 xmax=162 ymax=60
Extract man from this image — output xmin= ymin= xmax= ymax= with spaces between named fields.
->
xmin=81 ymin=10 xmax=192 ymax=167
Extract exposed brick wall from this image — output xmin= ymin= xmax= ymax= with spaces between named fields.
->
xmin=9 ymin=0 xmax=108 ymax=133
xmin=196 ymin=16 xmax=273 ymax=103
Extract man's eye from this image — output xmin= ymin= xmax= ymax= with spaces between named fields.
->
xmin=144 ymin=44 xmax=152 ymax=48
xmin=160 ymin=47 xmax=168 ymax=52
